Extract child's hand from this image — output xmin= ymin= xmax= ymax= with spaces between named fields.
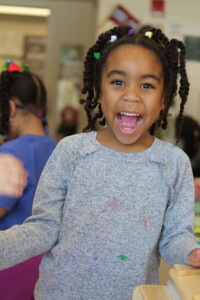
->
xmin=188 ymin=249 xmax=200 ymax=267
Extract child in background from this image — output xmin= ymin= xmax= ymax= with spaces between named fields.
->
xmin=0 ymin=60 xmax=56 ymax=300
xmin=175 ymin=114 xmax=200 ymax=176
xmin=0 ymin=27 xmax=200 ymax=300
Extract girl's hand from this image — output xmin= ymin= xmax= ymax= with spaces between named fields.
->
xmin=188 ymin=248 xmax=200 ymax=267
xmin=0 ymin=154 xmax=28 ymax=197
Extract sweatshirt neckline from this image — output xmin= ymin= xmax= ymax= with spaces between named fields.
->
xmin=89 ymin=131 xmax=159 ymax=158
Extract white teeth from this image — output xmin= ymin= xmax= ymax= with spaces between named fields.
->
xmin=120 ymin=112 xmax=140 ymax=117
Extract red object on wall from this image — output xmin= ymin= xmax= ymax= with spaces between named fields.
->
xmin=151 ymin=0 xmax=165 ymax=16
xmin=109 ymin=5 xmax=140 ymax=30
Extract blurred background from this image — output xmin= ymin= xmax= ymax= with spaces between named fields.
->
xmin=1 ymin=0 xmax=200 ymax=140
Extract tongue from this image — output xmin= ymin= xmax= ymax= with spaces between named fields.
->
xmin=120 ymin=115 xmax=138 ymax=128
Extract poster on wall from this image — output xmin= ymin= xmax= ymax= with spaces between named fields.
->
xmin=59 ymin=45 xmax=83 ymax=85
xmin=109 ymin=5 xmax=140 ymax=30
xmin=151 ymin=0 xmax=165 ymax=16
xmin=24 ymin=35 xmax=47 ymax=80
xmin=184 ymin=36 xmax=200 ymax=62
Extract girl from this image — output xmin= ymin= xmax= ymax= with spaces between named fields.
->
xmin=0 ymin=61 xmax=56 ymax=299
xmin=0 ymin=27 xmax=200 ymax=300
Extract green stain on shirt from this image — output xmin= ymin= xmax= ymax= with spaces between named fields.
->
xmin=118 ymin=254 xmax=128 ymax=261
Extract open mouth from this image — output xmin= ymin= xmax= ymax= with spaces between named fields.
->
xmin=116 ymin=112 xmax=143 ymax=134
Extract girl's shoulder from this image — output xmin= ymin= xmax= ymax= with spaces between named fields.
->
xmin=57 ymin=131 xmax=96 ymax=153
xmin=154 ymin=138 xmax=189 ymax=162
xmin=152 ymin=138 xmax=192 ymax=184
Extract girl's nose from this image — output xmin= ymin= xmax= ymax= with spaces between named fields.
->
xmin=123 ymin=86 xmax=141 ymax=102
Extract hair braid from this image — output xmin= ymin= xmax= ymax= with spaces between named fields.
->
xmin=170 ymin=39 xmax=189 ymax=142
xmin=0 ymin=71 xmax=12 ymax=135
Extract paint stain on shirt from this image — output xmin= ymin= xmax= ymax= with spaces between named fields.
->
xmin=118 ymin=254 xmax=128 ymax=261
xmin=106 ymin=198 xmax=123 ymax=212
xmin=143 ymin=218 xmax=148 ymax=228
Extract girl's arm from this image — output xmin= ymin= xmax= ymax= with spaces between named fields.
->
xmin=0 ymin=139 xmax=72 ymax=270
xmin=159 ymin=153 xmax=200 ymax=266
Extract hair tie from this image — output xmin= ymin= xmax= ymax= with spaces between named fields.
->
xmin=145 ymin=31 xmax=153 ymax=38
xmin=109 ymin=35 xmax=117 ymax=43
xmin=21 ymin=64 xmax=30 ymax=72
xmin=128 ymin=28 xmax=136 ymax=35
xmin=2 ymin=59 xmax=30 ymax=72
xmin=93 ymin=52 xmax=101 ymax=60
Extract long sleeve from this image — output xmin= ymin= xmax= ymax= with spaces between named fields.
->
xmin=0 ymin=139 xmax=72 ymax=269
xmin=159 ymin=153 xmax=199 ymax=265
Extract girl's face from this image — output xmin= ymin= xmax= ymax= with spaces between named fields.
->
xmin=97 ymin=44 xmax=164 ymax=152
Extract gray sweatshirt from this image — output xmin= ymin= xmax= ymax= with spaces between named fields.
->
xmin=0 ymin=132 xmax=199 ymax=300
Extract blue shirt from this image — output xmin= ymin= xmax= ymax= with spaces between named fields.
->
xmin=0 ymin=134 xmax=56 ymax=229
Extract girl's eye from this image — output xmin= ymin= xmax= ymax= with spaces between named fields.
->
xmin=141 ymin=83 xmax=155 ymax=89
xmin=110 ymin=80 xmax=124 ymax=86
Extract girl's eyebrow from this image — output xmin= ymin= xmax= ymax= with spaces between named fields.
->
xmin=107 ymin=70 xmax=126 ymax=77
xmin=141 ymin=74 xmax=161 ymax=82
xmin=107 ymin=70 xmax=161 ymax=82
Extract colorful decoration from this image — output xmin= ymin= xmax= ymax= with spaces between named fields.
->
xmin=21 ymin=64 xmax=30 ymax=72
xmin=145 ymin=31 xmax=153 ymax=39
xmin=128 ymin=28 xmax=136 ymax=36
xmin=93 ymin=52 xmax=101 ymax=60
xmin=2 ymin=59 xmax=30 ymax=72
xmin=110 ymin=35 xmax=117 ymax=43
xmin=109 ymin=5 xmax=140 ymax=31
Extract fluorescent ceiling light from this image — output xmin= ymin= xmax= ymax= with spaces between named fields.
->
xmin=0 ymin=6 xmax=51 ymax=17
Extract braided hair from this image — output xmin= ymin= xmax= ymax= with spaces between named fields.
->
xmin=0 ymin=70 xmax=47 ymax=136
xmin=80 ymin=25 xmax=189 ymax=136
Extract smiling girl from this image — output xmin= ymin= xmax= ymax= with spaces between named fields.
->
xmin=0 ymin=26 xmax=199 ymax=300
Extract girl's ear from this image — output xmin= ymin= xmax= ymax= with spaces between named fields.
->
xmin=9 ymin=100 xmax=17 ymax=118
xmin=161 ymin=103 xmax=165 ymax=111
xmin=161 ymin=97 xmax=165 ymax=111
